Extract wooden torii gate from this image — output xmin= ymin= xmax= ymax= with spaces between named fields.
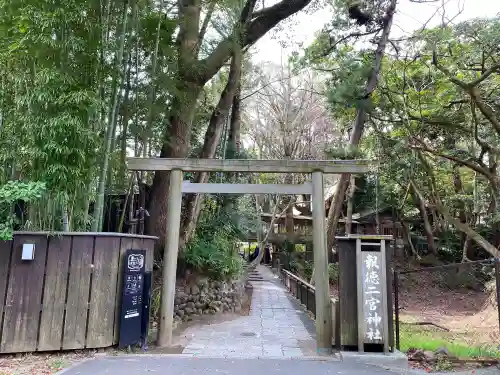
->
xmin=127 ymin=158 xmax=370 ymax=354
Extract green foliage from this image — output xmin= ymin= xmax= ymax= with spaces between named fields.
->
xmin=183 ymin=235 xmax=244 ymax=280
xmin=182 ymin=196 xmax=249 ymax=280
xmin=399 ymin=323 xmax=499 ymax=359
xmin=289 ymin=258 xmax=313 ymax=281
xmin=307 ymin=15 xmax=500 ymax=259
xmin=0 ymin=180 xmax=46 ymax=240
xmin=328 ymin=263 xmax=339 ymax=284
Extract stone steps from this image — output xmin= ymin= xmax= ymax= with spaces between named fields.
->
xmin=248 ymin=270 xmax=264 ymax=281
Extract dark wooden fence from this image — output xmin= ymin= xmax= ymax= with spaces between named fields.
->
xmin=0 ymin=232 xmax=156 ymax=354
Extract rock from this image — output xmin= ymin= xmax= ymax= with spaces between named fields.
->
xmin=174 ymin=297 xmax=181 ymax=305
xmin=185 ymin=307 xmax=193 ymax=315
xmin=423 ymin=351 xmax=435 ymax=361
xmin=212 ymin=281 xmax=222 ymax=289
xmin=186 ymin=301 xmax=195 ymax=309
xmin=197 ymin=308 xmax=203 ymax=315
xmin=179 ymin=303 xmax=186 ymax=309
xmin=190 ymin=285 xmax=200 ymax=295
xmin=177 ymin=310 xmax=185 ymax=318
xmin=409 ymin=350 xmax=425 ymax=361
xmin=195 ymin=302 xmax=204 ymax=309
xmin=197 ymin=277 xmax=209 ymax=289
xmin=434 ymin=347 xmax=449 ymax=357
xmin=177 ymin=291 xmax=188 ymax=300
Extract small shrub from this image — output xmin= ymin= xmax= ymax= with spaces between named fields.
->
xmin=150 ymin=285 xmax=161 ymax=319
xmin=435 ymin=358 xmax=453 ymax=371
xmin=0 ymin=180 xmax=46 ymax=240
xmin=328 ymin=263 xmax=339 ymax=284
xmin=303 ymin=261 xmax=313 ymax=280
xmin=183 ymin=235 xmax=244 ymax=280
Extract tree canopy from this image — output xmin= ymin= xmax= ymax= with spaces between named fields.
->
xmin=0 ymin=0 xmax=498 ymax=274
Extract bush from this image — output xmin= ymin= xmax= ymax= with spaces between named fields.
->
xmin=328 ymin=263 xmax=339 ymax=284
xmin=183 ymin=234 xmax=244 ymax=280
xmin=181 ymin=192 xmax=257 ymax=281
xmin=303 ymin=261 xmax=313 ymax=280
xmin=0 ymin=181 xmax=46 ymax=240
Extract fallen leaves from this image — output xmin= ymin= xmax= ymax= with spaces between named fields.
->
xmin=0 ymin=350 xmax=94 ymax=375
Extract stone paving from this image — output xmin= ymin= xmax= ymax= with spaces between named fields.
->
xmin=181 ymin=265 xmax=318 ymax=358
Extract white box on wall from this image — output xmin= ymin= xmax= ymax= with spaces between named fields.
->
xmin=21 ymin=243 xmax=35 ymax=260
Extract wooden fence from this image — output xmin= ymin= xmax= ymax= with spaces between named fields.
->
xmin=0 ymin=232 xmax=157 ymax=354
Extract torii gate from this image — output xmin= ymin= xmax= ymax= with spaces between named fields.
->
xmin=127 ymin=158 xmax=370 ymax=355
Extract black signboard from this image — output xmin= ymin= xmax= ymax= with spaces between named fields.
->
xmin=119 ymin=249 xmax=146 ymax=348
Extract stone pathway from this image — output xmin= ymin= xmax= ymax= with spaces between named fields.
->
xmin=181 ymin=266 xmax=318 ymax=358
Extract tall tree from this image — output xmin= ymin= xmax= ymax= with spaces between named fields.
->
xmin=147 ymin=0 xmax=319 ymax=248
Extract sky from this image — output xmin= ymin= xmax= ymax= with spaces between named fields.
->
xmin=252 ymin=0 xmax=500 ymax=64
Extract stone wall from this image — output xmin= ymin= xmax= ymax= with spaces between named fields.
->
xmin=174 ymin=277 xmax=246 ymax=323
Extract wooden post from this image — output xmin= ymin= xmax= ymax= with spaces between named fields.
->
xmin=157 ymin=169 xmax=183 ymax=347
xmin=312 ymin=171 xmax=332 ymax=354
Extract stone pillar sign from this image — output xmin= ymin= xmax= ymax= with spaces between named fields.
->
xmin=356 ymin=237 xmax=390 ymax=353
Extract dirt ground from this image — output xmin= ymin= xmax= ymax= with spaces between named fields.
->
xmin=327 ymin=265 xmax=499 ymax=350
xmin=0 ymin=350 xmax=95 ymax=375
xmin=397 ymin=271 xmax=499 ymax=347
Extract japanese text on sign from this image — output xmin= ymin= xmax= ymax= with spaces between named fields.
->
xmin=361 ymin=252 xmax=384 ymax=343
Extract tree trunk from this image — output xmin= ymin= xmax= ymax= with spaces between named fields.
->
xmin=452 ymin=163 xmax=470 ymax=251
xmin=325 ymin=0 xmax=397 ymax=252
xmin=119 ymin=54 xmax=133 ymax=189
xmin=221 ymin=78 xmax=243 ymax=215
xmin=436 ymin=200 xmax=499 ymax=257
xmin=146 ymin=84 xmax=201 ymax=245
xmin=147 ymin=0 xmax=320 ymax=246
xmin=345 ymin=175 xmax=355 ymax=234
xmin=461 ymin=236 xmax=471 ymax=262
xmin=401 ymin=220 xmax=419 ymax=259
xmin=179 ymin=51 xmax=242 ymax=249
xmin=92 ymin=0 xmax=130 ymax=231
xmin=410 ymin=179 xmax=438 ymax=256
xmin=227 ymin=82 xmax=242 ymax=159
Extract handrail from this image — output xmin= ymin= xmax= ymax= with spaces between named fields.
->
xmin=281 ymin=269 xmax=316 ymax=291
xmin=281 ymin=269 xmax=338 ymax=302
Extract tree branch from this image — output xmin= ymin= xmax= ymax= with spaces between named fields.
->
xmin=199 ymin=0 xmax=312 ymax=82
xmin=469 ymin=62 xmax=500 ymax=87
xmin=196 ymin=0 xmax=216 ymax=56
xmin=410 ymin=140 xmax=492 ymax=179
